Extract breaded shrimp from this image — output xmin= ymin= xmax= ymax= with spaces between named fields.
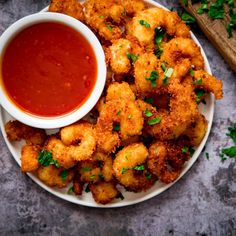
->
xmin=5 ymin=120 xmax=46 ymax=146
xmin=45 ymin=136 xmax=77 ymax=169
xmin=89 ymin=181 xmax=119 ymax=204
xmin=161 ymin=37 xmax=204 ymax=70
xmin=184 ymin=114 xmax=208 ymax=147
xmin=147 ymin=81 xmax=199 ymax=140
xmin=193 ymin=70 xmax=223 ymax=100
xmin=60 ymin=122 xmax=96 ymax=161
xmin=106 ymin=37 xmax=144 ymax=74
xmin=37 ymin=165 xmax=74 ymax=188
xmin=134 ymin=52 xmax=164 ymax=96
xmin=106 ymin=82 xmax=135 ymax=102
xmin=127 ymin=8 xmax=190 ymax=48
xmin=113 ymin=143 xmax=156 ymax=192
xmin=21 ymin=144 xmax=41 ymax=172
xmin=148 ymin=141 xmax=190 ymax=184
xmin=49 ymin=0 xmax=85 ymax=21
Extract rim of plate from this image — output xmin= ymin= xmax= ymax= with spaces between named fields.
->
xmin=0 ymin=0 xmax=214 ymax=208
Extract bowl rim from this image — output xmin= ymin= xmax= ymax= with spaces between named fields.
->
xmin=0 ymin=12 xmax=106 ymax=129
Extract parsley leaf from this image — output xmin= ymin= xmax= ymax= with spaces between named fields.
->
xmin=182 ymin=147 xmax=189 ymax=154
xmin=155 ymin=28 xmax=165 ymax=45
xmin=133 ymin=165 xmax=145 ymax=171
xmin=193 ymin=78 xmax=203 ymax=85
xmin=85 ymin=185 xmax=90 ymax=193
xmin=113 ymin=123 xmax=120 ymax=131
xmin=205 ymin=152 xmax=209 ymax=160
xmin=226 ymin=123 xmax=236 ymax=144
xmin=61 ymin=170 xmax=68 ymax=181
xmin=146 ymin=70 xmax=159 ymax=88
xmin=81 ymin=166 xmax=92 ymax=172
xmin=145 ymin=172 xmax=152 ymax=181
xmin=144 ymin=97 xmax=154 ymax=104
xmin=116 ymin=192 xmax=125 ymax=200
xmin=181 ymin=12 xmax=196 ymax=24
xmin=221 ymin=146 xmax=236 ymax=160
xmin=195 ymin=88 xmax=206 ymax=103
xmin=139 ymin=19 xmax=150 ymax=28
xmin=121 ymin=167 xmax=129 ymax=174
xmin=144 ymin=109 xmax=153 ymax=117
xmin=38 ymin=150 xmax=60 ymax=168
xmin=106 ymin=25 xmax=113 ymax=31
xmin=182 ymin=0 xmax=188 ymax=7
xmin=148 ymin=117 xmax=161 ymax=125
xmin=126 ymin=52 xmax=139 ymax=64
xmin=67 ymin=186 xmax=74 ymax=194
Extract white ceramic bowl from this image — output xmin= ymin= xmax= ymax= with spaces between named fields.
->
xmin=0 ymin=12 xmax=106 ymax=129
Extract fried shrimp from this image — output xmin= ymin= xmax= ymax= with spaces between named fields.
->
xmin=148 ymin=141 xmax=190 ymax=184
xmin=148 ymin=82 xmax=199 ymax=140
xmin=5 ymin=120 xmax=46 ymax=146
xmin=184 ymin=114 xmax=208 ymax=147
xmin=113 ymin=143 xmax=156 ymax=192
xmin=21 ymin=144 xmax=41 ymax=172
xmin=127 ymin=8 xmax=190 ymax=48
xmin=60 ymin=122 xmax=96 ymax=161
xmin=106 ymin=37 xmax=143 ymax=74
xmin=37 ymin=165 xmax=74 ymax=188
xmin=49 ymin=0 xmax=85 ymax=21
xmin=192 ymin=70 xmax=223 ymax=100
xmin=45 ymin=136 xmax=77 ymax=169
xmin=106 ymin=82 xmax=135 ymax=102
xmin=84 ymin=0 xmax=123 ymax=41
xmin=161 ymin=37 xmax=204 ymax=70
xmin=89 ymin=181 xmax=119 ymax=204
xmin=134 ymin=52 xmax=164 ymax=96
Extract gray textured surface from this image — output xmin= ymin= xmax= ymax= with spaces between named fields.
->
xmin=0 ymin=0 xmax=235 ymax=235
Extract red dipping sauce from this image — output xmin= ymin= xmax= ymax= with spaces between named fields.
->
xmin=1 ymin=22 xmax=97 ymax=117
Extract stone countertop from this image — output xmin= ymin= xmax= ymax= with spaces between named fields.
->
xmin=0 ymin=1 xmax=235 ymax=235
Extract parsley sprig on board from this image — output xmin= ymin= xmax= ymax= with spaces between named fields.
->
xmin=182 ymin=0 xmax=236 ymax=38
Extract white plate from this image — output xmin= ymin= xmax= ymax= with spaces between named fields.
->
xmin=0 ymin=0 xmax=214 ymax=208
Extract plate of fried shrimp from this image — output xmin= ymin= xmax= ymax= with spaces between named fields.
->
xmin=0 ymin=0 xmax=223 ymax=207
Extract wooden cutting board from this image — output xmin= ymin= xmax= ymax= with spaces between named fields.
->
xmin=179 ymin=0 xmax=236 ymax=72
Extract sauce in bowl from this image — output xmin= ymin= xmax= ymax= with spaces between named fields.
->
xmin=1 ymin=22 xmax=97 ymax=117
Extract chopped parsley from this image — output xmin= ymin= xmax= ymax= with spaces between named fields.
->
xmin=155 ymin=27 xmax=165 ymax=45
xmin=81 ymin=166 xmax=92 ymax=172
xmin=133 ymin=165 xmax=145 ymax=171
xmin=144 ymin=109 xmax=153 ymax=117
xmin=126 ymin=52 xmax=139 ymax=64
xmin=116 ymin=192 xmax=125 ymax=200
xmin=106 ymin=24 xmax=113 ymax=31
xmin=67 ymin=186 xmax=74 ymax=194
xmin=205 ymin=152 xmax=209 ymax=160
xmin=144 ymin=97 xmax=154 ymax=104
xmin=227 ymin=122 xmax=236 ymax=144
xmin=145 ymin=172 xmax=152 ymax=181
xmin=189 ymin=147 xmax=195 ymax=157
xmin=85 ymin=185 xmax=90 ymax=193
xmin=220 ymin=123 xmax=236 ymax=162
xmin=195 ymin=88 xmax=206 ymax=104
xmin=121 ymin=167 xmax=128 ymax=174
xmin=38 ymin=150 xmax=60 ymax=168
xmin=180 ymin=11 xmax=196 ymax=24
xmin=182 ymin=0 xmax=188 ymax=7
xmin=161 ymin=62 xmax=166 ymax=72
xmin=189 ymin=68 xmax=194 ymax=77
xmin=139 ymin=19 xmax=150 ymax=28
xmin=148 ymin=117 xmax=161 ymax=125
xmin=193 ymin=78 xmax=203 ymax=85
xmin=146 ymin=70 xmax=159 ymax=88
xmin=61 ymin=170 xmax=68 ymax=181
xmin=182 ymin=147 xmax=189 ymax=154
xmin=113 ymin=123 xmax=121 ymax=131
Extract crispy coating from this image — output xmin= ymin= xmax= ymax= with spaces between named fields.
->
xmin=134 ymin=52 xmax=164 ymax=96
xmin=148 ymin=141 xmax=190 ymax=184
xmin=21 ymin=144 xmax=41 ymax=172
xmin=193 ymin=70 xmax=223 ymax=100
xmin=127 ymin=8 xmax=190 ymax=48
xmin=184 ymin=114 xmax=208 ymax=147
xmin=161 ymin=37 xmax=204 ymax=70
xmin=106 ymin=37 xmax=144 ymax=74
xmin=148 ymin=81 xmax=199 ymax=140
xmin=5 ymin=120 xmax=46 ymax=146
xmin=60 ymin=122 xmax=96 ymax=161
xmin=37 ymin=165 xmax=74 ymax=188
xmin=106 ymin=82 xmax=135 ymax=102
xmin=89 ymin=181 xmax=119 ymax=204
xmin=72 ymin=173 xmax=84 ymax=195
xmin=49 ymin=0 xmax=85 ymax=21
xmin=45 ymin=136 xmax=76 ymax=169
xmin=113 ymin=143 xmax=156 ymax=192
